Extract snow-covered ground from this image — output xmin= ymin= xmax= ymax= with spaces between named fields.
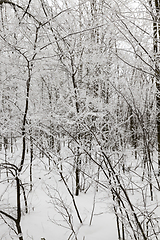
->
xmin=1 ymin=142 xmax=160 ymax=240
xmin=22 ymin=166 xmax=117 ymax=240
xmin=0 ymin=151 xmax=117 ymax=240
xmin=21 ymin=183 xmax=117 ymax=240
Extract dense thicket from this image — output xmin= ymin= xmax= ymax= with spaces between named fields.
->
xmin=0 ymin=1 xmax=160 ymax=239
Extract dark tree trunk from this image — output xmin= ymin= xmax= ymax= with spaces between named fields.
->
xmin=30 ymin=131 xmax=33 ymax=192
xmin=19 ymin=61 xmax=32 ymax=172
xmin=75 ymin=146 xmax=81 ymax=196
xmin=153 ymin=0 xmax=160 ymax=175
xmin=71 ymin=66 xmax=81 ymax=196
xmin=148 ymin=0 xmax=160 ymax=175
xmin=16 ymin=176 xmax=23 ymax=240
xmin=11 ymin=132 xmax=13 ymax=153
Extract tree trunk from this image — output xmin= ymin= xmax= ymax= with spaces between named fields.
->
xmin=30 ymin=127 xmax=33 ymax=192
xmin=19 ymin=61 xmax=32 ymax=172
xmin=153 ymin=0 xmax=160 ymax=175
xmin=71 ymin=64 xmax=81 ymax=196
xmin=16 ymin=176 xmax=23 ymax=240
xmin=149 ymin=0 xmax=160 ymax=175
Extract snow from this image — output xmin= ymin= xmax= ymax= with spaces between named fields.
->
xmin=0 ymin=159 xmax=117 ymax=240
xmin=22 ymin=172 xmax=117 ymax=240
xmin=1 ymin=144 xmax=159 ymax=240
xmin=21 ymin=189 xmax=117 ymax=240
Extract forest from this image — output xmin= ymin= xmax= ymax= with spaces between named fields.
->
xmin=0 ymin=0 xmax=160 ymax=239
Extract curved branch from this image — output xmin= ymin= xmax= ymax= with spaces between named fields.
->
xmin=0 ymin=0 xmax=41 ymax=24
xmin=0 ymin=210 xmax=16 ymax=222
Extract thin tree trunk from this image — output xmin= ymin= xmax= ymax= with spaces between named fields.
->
xmin=4 ymin=137 xmax=9 ymax=181
xmin=150 ymin=0 xmax=160 ymax=175
xmin=19 ymin=61 xmax=32 ymax=172
xmin=16 ymin=176 xmax=23 ymax=240
xmin=75 ymin=146 xmax=81 ymax=196
xmin=21 ymin=183 xmax=28 ymax=214
xmin=29 ymin=125 xmax=33 ymax=192
xmin=19 ymin=25 xmax=39 ymax=172
xmin=71 ymin=66 xmax=81 ymax=196
xmin=11 ymin=132 xmax=13 ymax=153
